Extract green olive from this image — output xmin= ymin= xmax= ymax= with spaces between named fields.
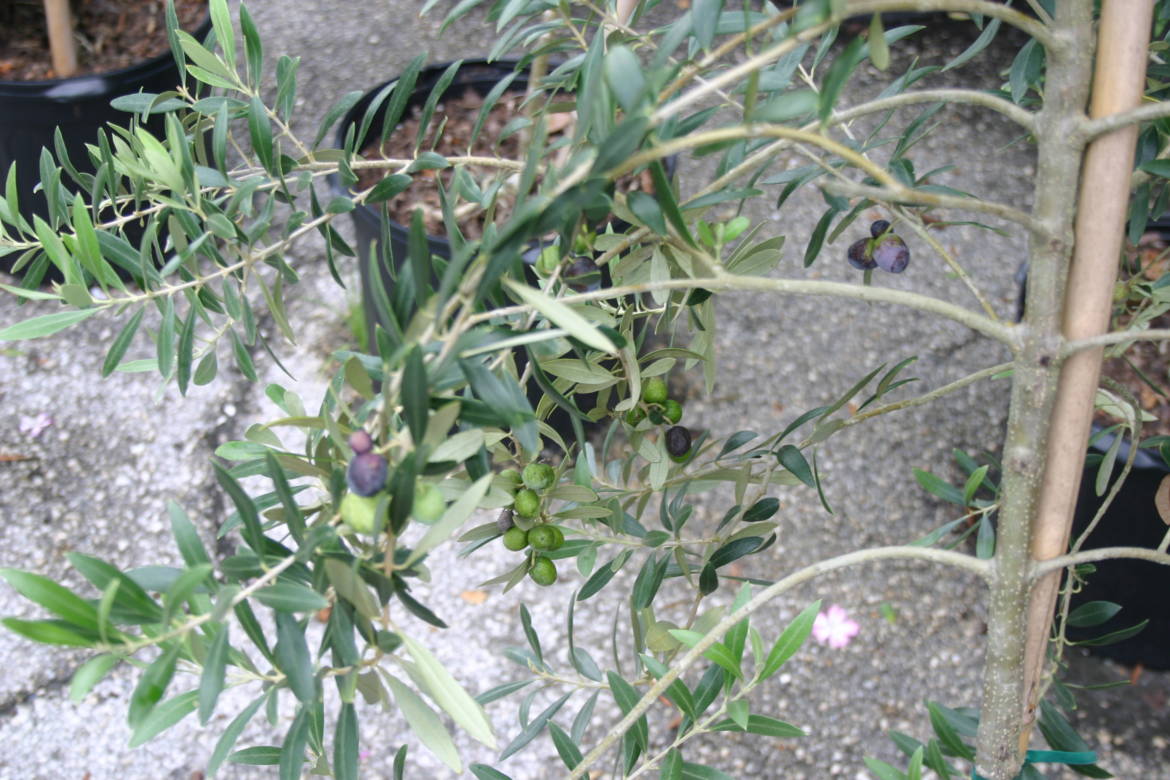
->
xmin=662 ymin=399 xmax=683 ymax=425
xmin=340 ymin=492 xmax=379 ymax=534
xmin=502 ymin=527 xmax=529 ymax=551
xmin=642 ymin=376 xmax=668 ymax=405
xmin=522 ymin=463 xmax=555 ymax=491
xmin=412 ymin=482 xmax=446 ymax=524
xmin=529 ymin=556 xmax=558 ymax=586
xmin=514 ymin=488 xmax=541 ymax=518
xmin=625 ymin=406 xmax=646 ymax=425
xmin=528 ymin=525 xmax=556 ymax=550
xmin=547 ymin=525 xmax=565 ymax=550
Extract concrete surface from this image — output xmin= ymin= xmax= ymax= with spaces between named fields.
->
xmin=0 ymin=2 xmax=1166 ymax=779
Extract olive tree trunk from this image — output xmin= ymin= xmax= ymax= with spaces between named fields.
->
xmin=974 ymin=2 xmax=1154 ymax=778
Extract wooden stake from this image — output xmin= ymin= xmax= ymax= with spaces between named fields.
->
xmin=43 ymin=0 xmax=78 ymax=79
xmin=1021 ymin=0 xmax=1154 ymax=746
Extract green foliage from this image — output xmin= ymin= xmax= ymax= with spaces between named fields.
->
xmin=0 ymin=1 xmax=1162 ymax=779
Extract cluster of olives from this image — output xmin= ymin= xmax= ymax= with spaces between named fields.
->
xmin=847 ymin=219 xmax=910 ymax=274
xmin=338 ymin=429 xmax=445 ymax=534
xmin=498 ymin=463 xmax=564 ymax=586
xmin=625 ymin=377 xmax=693 ymax=462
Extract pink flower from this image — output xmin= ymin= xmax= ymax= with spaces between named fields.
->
xmin=812 ymin=604 xmax=860 ymax=649
xmin=18 ymin=413 xmax=53 ymax=439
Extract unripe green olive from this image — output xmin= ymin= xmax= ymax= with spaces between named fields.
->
xmin=625 ymin=406 xmax=646 ymax=425
xmin=662 ymin=399 xmax=683 ymax=425
xmin=514 ymin=488 xmax=541 ymax=518
xmin=547 ymin=525 xmax=565 ymax=550
xmin=412 ymin=482 xmax=446 ymax=524
xmin=528 ymin=525 xmax=557 ymax=550
xmin=529 ymin=556 xmax=558 ymax=586
xmin=522 ymin=463 xmax=555 ymax=491
xmin=340 ymin=492 xmax=379 ymax=534
xmin=502 ymin=526 xmax=529 ymax=551
xmin=642 ymin=377 xmax=668 ymax=405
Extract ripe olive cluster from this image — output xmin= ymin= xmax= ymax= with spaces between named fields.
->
xmin=498 ymin=463 xmax=564 ymax=586
xmin=847 ymin=219 xmax=910 ymax=273
xmin=625 ymin=376 xmax=692 ymax=462
xmin=338 ymin=429 xmax=445 ymax=534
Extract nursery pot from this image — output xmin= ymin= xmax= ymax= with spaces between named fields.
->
xmin=329 ymin=59 xmax=529 ymax=322
xmin=1066 ymin=430 xmax=1170 ymax=669
xmin=330 ymin=60 xmax=675 ymax=440
xmin=0 ymin=9 xmax=212 ymax=278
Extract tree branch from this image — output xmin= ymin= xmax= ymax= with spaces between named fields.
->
xmin=834 ymin=89 xmax=1035 ymax=132
xmin=1082 ymin=99 xmax=1170 ymax=140
xmin=1061 ymin=328 xmax=1170 ymax=356
xmin=1032 ymin=546 xmax=1170 ymax=576
xmin=569 ymin=545 xmax=991 ymax=779
xmin=821 ymin=179 xmax=1046 ymax=237
xmin=470 ymin=273 xmax=1019 ymax=346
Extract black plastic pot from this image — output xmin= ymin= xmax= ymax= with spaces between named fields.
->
xmin=0 ymin=12 xmax=212 ymax=278
xmin=329 ymin=59 xmax=528 ymax=348
xmin=1067 ymin=435 xmax=1170 ymax=669
xmin=331 ymin=60 xmax=683 ymax=443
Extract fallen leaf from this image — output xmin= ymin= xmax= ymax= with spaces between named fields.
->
xmin=460 ymin=589 xmax=488 ymax=605
xmin=1155 ymin=474 xmax=1170 ymax=525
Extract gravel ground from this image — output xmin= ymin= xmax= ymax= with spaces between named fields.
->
xmin=0 ymin=3 xmax=1166 ymax=779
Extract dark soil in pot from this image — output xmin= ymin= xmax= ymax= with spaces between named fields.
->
xmin=1095 ymin=227 xmax=1170 ymax=439
xmin=0 ymin=1 xmax=210 ymax=282
xmin=0 ymin=0 xmax=207 ymax=81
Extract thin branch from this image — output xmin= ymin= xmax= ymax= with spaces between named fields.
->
xmin=1061 ymin=328 xmax=1170 ymax=356
xmin=468 ymin=273 xmax=1018 ymax=346
xmin=1032 ymin=546 xmax=1170 ymax=577
xmin=654 ymin=0 xmax=1054 ymax=125
xmin=834 ymin=88 xmax=1036 ymax=132
xmin=837 ymin=362 xmax=1013 ymax=431
xmin=821 ymin=179 xmax=1046 ymax=236
xmin=892 ymin=205 xmax=1005 ymax=321
xmin=568 ymin=545 xmax=991 ymax=779
xmin=1082 ymin=99 xmax=1170 ymax=140
xmin=614 ymin=125 xmax=899 ymax=189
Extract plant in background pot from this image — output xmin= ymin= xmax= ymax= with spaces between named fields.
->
xmin=0 ymin=0 xmax=209 ymax=283
xmin=3 ymin=2 xmax=1170 ymax=780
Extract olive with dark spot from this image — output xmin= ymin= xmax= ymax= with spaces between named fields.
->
xmin=564 ymin=255 xmax=602 ymax=292
xmin=873 ymin=234 xmax=910 ymax=273
xmin=847 ymin=238 xmax=876 ymax=270
xmin=347 ymin=452 xmax=388 ymax=496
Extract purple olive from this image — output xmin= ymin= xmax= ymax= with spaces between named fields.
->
xmin=347 ymin=451 xmax=388 ymax=496
xmin=847 ymin=238 xmax=876 ymax=270
xmin=873 ymin=234 xmax=910 ymax=273
xmin=665 ymin=426 xmax=692 ymax=461
xmin=564 ymin=255 xmax=601 ymax=292
xmin=349 ymin=429 xmax=373 ymax=454
xmin=869 ymin=219 xmax=891 ymax=238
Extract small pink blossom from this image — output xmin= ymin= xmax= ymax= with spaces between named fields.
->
xmin=812 ymin=604 xmax=860 ymax=649
xmin=18 ymin=413 xmax=53 ymax=439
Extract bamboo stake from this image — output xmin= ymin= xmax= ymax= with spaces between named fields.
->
xmin=1020 ymin=0 xmax=1154 ymax=748
xmin=43 ymin=0 xmax=78 ymax=78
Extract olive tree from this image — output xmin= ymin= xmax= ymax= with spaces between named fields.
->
xmin=1 ymin=1 xmax=1169 ymax=778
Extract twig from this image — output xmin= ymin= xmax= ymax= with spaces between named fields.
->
xmin=1032 ymin=546 xmax=1170 ymax=576
xmin=568 ymin=545 xmax=990 ymax=779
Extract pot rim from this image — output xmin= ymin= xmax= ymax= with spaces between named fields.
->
xmin=0 ymin=7 xmax=211 ymax=93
